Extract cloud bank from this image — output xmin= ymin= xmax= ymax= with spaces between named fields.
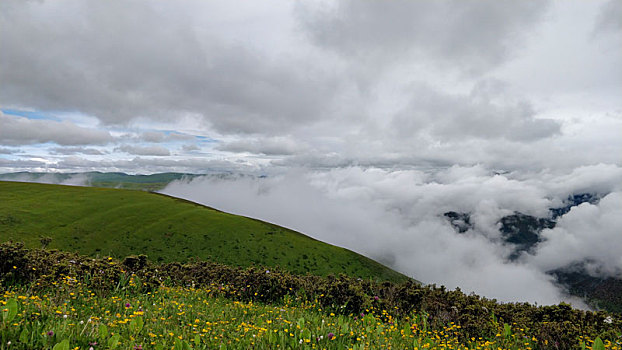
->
xmin=163 ymin=164 xmax=622 ymax=307
xmin=532 ymin=192 xmax=622 ymax=277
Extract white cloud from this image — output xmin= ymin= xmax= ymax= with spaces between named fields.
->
xmin=530 ymin=192 xmax=622 ymax=277
xmin=0 ymin=112 xmax=113 ymax=146
xmin=0 ymin=172 xmax=89 ymax=186
xmin=50 ymin=156 xmax=257 ymax=174
xmin=162 ymin=164 xmax=622 ymax=306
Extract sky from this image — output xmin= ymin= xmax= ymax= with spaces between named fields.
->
xmin=1 ymin=0 xmax=621 ymax=306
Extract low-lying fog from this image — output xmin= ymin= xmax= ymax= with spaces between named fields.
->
xmin=162 ymin=164 xmax=622 ymax=308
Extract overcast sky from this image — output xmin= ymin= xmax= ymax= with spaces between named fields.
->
xmin=1 ymin=0 xmax=620 ymax=173
xmin=1 ymin=0 xmax=621 ymax=306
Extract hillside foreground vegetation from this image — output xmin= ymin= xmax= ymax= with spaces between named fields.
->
xmin=1 ymin=242 xmax=621 ymax=350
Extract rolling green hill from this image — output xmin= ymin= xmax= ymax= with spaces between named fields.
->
xmin=0 ymin=181 xmax=410 ymax=283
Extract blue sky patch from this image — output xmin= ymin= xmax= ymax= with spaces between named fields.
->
xmin=2 ymin=108 xmax=62 ymax=122
xmin=195 ymin=135 xmax=218 ymax=143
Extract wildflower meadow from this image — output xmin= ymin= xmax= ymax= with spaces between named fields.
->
xmin=1 ymin=242 xmax=621 ymax=349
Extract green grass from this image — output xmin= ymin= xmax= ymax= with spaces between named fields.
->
xmin=1 ymin=283 xmax=585 ymax=350
xmin=0 ymin=181 xmax=409 ymax=283
xmin=2 ymin=244 xmax=620 ymax=349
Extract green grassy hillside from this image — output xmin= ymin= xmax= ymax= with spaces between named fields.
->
xmin=0 ymin=181 xmax=410 ymax=283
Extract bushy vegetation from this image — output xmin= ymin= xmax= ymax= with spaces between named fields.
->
xmin=2 ymin=242 xmax=621 ymax=349
xmin=0 ymin=181 xmax=408 ymax=283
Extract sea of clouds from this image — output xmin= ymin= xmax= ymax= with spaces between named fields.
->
xmin=161 ymin=164 xmax=622 ymax=307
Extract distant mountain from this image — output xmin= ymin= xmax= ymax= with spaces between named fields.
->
xmin=553 ymin=267 xmax=622 ymax=313
xmin=498 ymin=213 xmax=555 ymax=260
xmin=443 ymin=192 xmax=622 ymax=313
xmin=443 ymin=211 xmax=472 ymax=233
xmin=0 ymin=171 xmax=201 ymax=191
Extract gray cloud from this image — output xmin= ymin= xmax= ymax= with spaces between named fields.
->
xmin=0 ymin=157 xmax=47 ymax=169
xmin=217 ymin=136 xmax=308 ymax=156
xmin=0 ymin=0 xmax=337 ymax=134
xmin=1 ymin=0 xmax=616 ymax=175
xmin=391 ymin=81 xmax=560 ymax=141
xmin=0 ymin=112 xmax=113 ymax=146
xmin=50 ymin=147 xmax=105 ymax=155
xmin=140 ymin=132 xmax=166 ymax=143
xmin=139 ymin=131 xmax=194 ymax=143
xmin=0 ymin=148 xmax=20 ymax=154
xmin=116 ymin=145 xmax=171 ymax=157
xmin=181 ymin=144 xmax=200 ymax=152
xmin=594 ymin=0 xmax=622 ymax=34
xmin=298 ymin=0 xmax=549 ymax=74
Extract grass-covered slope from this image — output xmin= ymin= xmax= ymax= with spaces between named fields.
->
xmin=0 ymin=181 xmax=409 ymax=283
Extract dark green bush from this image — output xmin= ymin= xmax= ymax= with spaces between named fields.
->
xmin=1 ymin=241 xmax=620 ymax=349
